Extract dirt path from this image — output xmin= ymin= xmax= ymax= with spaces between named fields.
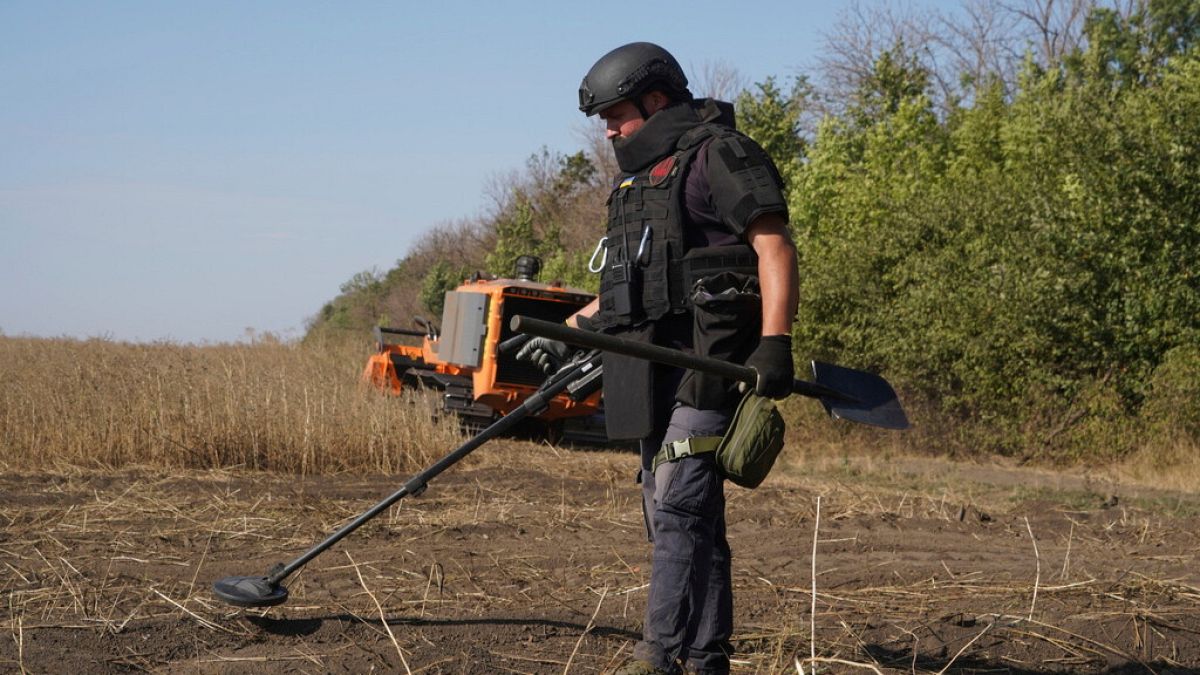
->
xmin=3 ymin=443 xmax=1200 ymax=673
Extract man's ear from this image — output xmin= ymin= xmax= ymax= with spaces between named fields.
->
xmin=644 ymin=90 xmax=671 ymax=114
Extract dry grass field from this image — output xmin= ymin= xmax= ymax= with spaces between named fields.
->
xmin=3 ymin=336 xmax=1200 ymax=673
xmin=0 ymin=335 xmax=461 ymax=474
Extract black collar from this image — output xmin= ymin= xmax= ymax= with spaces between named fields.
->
xmin=612 ymin=99 xmax=734 ymax=173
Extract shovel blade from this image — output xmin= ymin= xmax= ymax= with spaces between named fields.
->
xmin=811 ymin=361 xmax=909 ymax=430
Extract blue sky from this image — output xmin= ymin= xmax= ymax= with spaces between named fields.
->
xmin=2 ymin=1 xmax=958 ymax=343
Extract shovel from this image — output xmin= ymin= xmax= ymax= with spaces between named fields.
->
xmin=510 ymin=315 xmax=908 ymax=430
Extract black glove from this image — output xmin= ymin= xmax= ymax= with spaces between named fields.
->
xmin=744 ymin=335 xmax=794 ymax=399
xmin=516 ymin=337 xmax=575 ymax=375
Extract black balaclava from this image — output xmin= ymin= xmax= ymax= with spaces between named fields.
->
xmin=611 ymin=99 xmax=736 ymax=174
xmin=611 ymin=101 xmax=700 ymax=174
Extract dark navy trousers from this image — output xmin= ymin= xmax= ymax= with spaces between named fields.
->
xmin=632 ymin=405 xmax=733 ymax=674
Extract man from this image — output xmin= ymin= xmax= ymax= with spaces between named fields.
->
xmin=519 ymin=42 xmax=798 ymax=675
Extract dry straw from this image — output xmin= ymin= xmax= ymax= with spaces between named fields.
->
xmin=0 ymin=335 xmax=462 ymax=474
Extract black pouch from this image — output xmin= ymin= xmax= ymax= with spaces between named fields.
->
xmin=606 ymin=259 xmax=641 ymax=319
xmin=676 ymin=272 xmax=762 ymax=410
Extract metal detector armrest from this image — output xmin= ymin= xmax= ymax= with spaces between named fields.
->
xmin=565 ymin=352 xmax=603 ymax=402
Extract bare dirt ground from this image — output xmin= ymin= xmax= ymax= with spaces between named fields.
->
xmin=3 ymin=442 xmax=1200 ymax=674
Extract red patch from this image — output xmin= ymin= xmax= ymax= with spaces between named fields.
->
xmin=649 ymin=156 xmax=677 ymax=186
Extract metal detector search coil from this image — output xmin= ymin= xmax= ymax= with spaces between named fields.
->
xmin=212 ymin=575 xmax=289 ymax=608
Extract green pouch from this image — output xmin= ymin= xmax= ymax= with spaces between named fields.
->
xmin=717 ymin=391 xmax=786 ymax=488
xmin=652 ymin=392 xmax=786 ymax=489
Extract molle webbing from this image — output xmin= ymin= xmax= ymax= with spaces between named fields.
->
xmin=670 ymin=245 xmax=759 ymax=308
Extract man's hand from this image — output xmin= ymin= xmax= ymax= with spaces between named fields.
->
xmin=516 ymin=337 xmax=576 ymax=375
xmin=745 ymin=335 xmax=794 ymax=399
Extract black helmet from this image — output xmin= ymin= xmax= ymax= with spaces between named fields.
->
xmin=578 ymin=42 xmax=692 ymax=116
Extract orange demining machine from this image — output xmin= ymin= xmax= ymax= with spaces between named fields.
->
xmin=362 ymin=257 xmax=605 ymax=441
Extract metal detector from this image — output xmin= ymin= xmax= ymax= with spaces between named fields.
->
xmin=510 ymin=316 xmax=909 ymax=430
xmin=211 ymin=345 xmax=601 ymax=608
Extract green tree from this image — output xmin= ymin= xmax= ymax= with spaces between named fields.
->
xmin=735 ymin=76 xmax=808 ymax=201
xmin=847 ymin=42 xmax=931 ymax=131
xmin=485 ymin=196 xmax=541 ymax=277
xmin=1075 ymin=0 xmax=1200 ymax=88
xmin=554 ymin=150 xmax=598 ymax=194
xmin=419 ymin=261 xmax=470 ymax=319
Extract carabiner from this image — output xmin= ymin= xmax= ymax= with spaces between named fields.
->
xmin=635 ymin=226 xmax=653 ymax=266
xmin=588 ymin=236 xmax=608 ymax=273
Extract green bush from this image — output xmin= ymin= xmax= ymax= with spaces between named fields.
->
xmin=783 ymin=36 xmax=1200 ymax=456
xmin=1141 ymin=341 xmax=1200 ymax=443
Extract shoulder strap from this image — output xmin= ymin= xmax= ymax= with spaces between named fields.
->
xmin=676 ymin=122 xmax=731 ymax=151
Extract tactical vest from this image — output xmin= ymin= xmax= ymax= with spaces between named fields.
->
xmin=591 ymin=123 xmax=759 ymax=331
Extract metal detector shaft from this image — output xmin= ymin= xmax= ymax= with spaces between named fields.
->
xmin=264 ymin=352 xmax=600 ymax=586
xmin=510 ymin=316 xmax=854 ymax=403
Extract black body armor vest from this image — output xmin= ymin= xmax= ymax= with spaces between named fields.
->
xmin=591 ymin=120 xmax=758 ymax=331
